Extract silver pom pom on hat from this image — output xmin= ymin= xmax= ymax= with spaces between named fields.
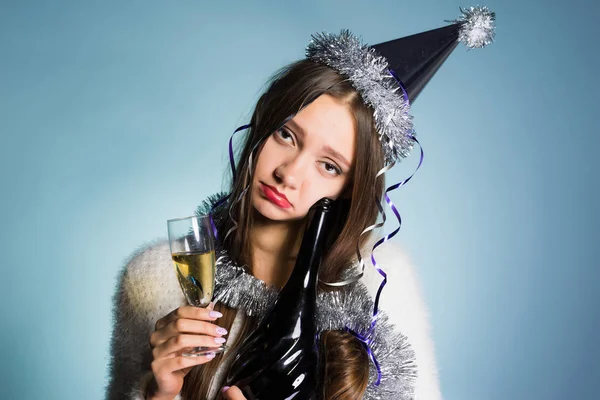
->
xmin=306 ymin=5 xmax=496 ymax=165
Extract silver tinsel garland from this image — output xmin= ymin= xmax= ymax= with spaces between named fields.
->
xmin=306 ymin=30 xmax=414 ymax=165
xmin=213 ymin=253 xmax=278 ymax=317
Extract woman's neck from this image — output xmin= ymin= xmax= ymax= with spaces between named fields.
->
xmin=249 ymin=210 xmax=306 ymax=288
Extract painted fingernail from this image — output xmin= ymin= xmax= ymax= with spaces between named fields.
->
xmin=216 ymin=327 xmax=228 ymax=335
xmin=205 ymin=352 xmax=216 ymax=359
xmin=221 ymin=386 xmax=230 ymax=393
xmin=209 ymin=311 xmax=223 ymax=318
xmin=215 ymin=337 xmax=227 ymax=344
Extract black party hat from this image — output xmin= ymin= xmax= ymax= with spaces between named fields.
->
xmin=372 ymin=6 xmax=496 ymax=102
xmin=306 ymin=6 xmax=495 ymax=163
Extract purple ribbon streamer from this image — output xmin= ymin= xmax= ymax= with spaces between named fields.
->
xmin=345 ymin=326 xmax=382 ymax=383
xmin=370 ymin=138 xmax=423 ymax=333
xmin=388 ymin=68 xmax=409 ymax=103
xmin=346 ymin=140 xmax=423 ymax=386
xmin=208 ymin=124 xmax=251 ymax=241
xmin=346 ymin=70 xmax=423 ymax=386
xmin=228 ymin=124 xmax=252 ymax=181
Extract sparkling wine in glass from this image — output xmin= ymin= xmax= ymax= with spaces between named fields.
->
xmin=167 ymin=215 xmax=225 ymax=356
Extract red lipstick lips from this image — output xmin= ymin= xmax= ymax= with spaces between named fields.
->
xmin=260 ymin=183 xmax=292 ymax=209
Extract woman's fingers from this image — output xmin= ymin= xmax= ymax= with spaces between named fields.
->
xmin=155 ymin=306 xmax=222 ymax=330
xmin=221 ymin=386 xmax=247 ymax=400
xmin=152 ymin=333 xmax=227 ymax=359
xmin=147 ymin=306 xmax=224 ymax=399
xmin=150 ymin=319 xmax=227 ymax=347
xmin=150 ymin=316 xmax=227 ymax=348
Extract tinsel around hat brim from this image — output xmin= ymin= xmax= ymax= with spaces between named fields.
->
xmin=306 ymin=30 xmax=415 ymax=165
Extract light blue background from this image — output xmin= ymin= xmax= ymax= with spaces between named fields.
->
xmin=1 ymin=1 xmax=598 ymax=399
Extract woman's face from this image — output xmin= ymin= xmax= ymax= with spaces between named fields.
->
xmin=252 ymin=94 xmax=356 ymax=222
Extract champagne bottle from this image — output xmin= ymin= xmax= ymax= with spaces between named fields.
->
xmin=225 ymin=197 xmax=342 ymax=399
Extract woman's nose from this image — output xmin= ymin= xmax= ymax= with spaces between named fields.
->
xmin=274 ymin=155 xmax=307 ymax=189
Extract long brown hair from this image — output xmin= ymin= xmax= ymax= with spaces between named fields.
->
xmin=182 ymin=60 xmax=385 ymax=399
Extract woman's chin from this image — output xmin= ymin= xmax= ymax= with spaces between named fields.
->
xmin=252 ymin=200 xmax=304 ymax=223
xmin=253 ymin=200 xmax=290 ymax=221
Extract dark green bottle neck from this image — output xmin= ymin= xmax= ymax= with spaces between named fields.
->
xmin=279 ymin=200 xmax=334 ymax=297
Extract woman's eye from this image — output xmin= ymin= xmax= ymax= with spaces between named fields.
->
xmin=322 ymin=162 xmax=342 ymax=176
xmin=276 ymin=128 xmax=294 ymax=144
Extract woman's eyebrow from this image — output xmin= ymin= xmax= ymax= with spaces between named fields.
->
xmin=287 ymin=120 xmax=305 ymax=138
xmin=287 ymin=120 xmax=351 ymax=168
xmin=322 ymin=145 xmax=350 ymax=169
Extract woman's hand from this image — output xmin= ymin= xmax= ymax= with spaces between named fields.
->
xmin=146 ymin=306 xmax=228 ymax=400
xmin=221 ymin=386 xmax=247 ymax=400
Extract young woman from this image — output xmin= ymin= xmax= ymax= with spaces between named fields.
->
xmin=107 ymin=8 xmax=493 ymax=400
xmin=156 ymin=59 xmax=410 ymax=400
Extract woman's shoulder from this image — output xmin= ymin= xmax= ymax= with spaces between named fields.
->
xmin=120 ymin=239 xmax=171 ymax=276
xmin=319 ymin=241 xmax=426 ymax=327
xmin=361 ymin=241 xmax=432 ymax=333
xmin=360 ymin=241 xmax=442 ymax=400
xmin=114 ymin=239 xmax=185 ymax=321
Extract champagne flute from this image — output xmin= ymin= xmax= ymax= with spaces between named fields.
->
xmin=167 ymin=215 xmax=226 ymax=356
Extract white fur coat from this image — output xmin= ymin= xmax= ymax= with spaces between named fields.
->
xmin=105 ymin=239 xmax=441 ymax=399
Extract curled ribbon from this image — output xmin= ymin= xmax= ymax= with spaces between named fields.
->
xmin=342 ymin=140 xmax=423 ymax=386
xmin=336 ymin=70 xmax=422 ymax=386
xmin=208 ymin=124 xmax=251 ymax=241
xmin=345 ymin=326 xmax=382 ymax=383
